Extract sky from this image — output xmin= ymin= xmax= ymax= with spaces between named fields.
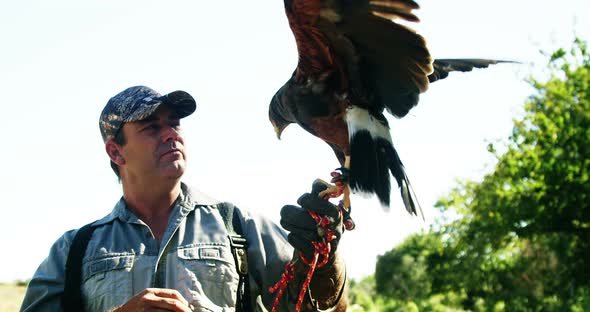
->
xmin=0 ymin=0 xmax=588 ymax=283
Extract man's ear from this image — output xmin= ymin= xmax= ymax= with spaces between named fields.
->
xmin=105 ymin=140 xmax=125 ymax=165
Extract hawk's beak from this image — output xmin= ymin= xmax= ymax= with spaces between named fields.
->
xmin=271 ymin=120 xmax=284 ymax=140
xmin=274 ymin=124 xmax=283 ymax=140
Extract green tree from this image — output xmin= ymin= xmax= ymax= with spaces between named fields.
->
xmin=438 ymin=38 xmax=590 ymax=311
xmin=375 ymin=233 xmax=434 ymax=301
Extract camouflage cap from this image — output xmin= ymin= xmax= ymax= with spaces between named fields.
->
xmin=99 ymin=86 xmax=196 ymax=142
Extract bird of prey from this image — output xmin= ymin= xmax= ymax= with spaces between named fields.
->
xmin=269 ymin=0 xmax=505 ymax=218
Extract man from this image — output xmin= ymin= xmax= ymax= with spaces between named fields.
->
xmin=20 ymin=86 xmax=347 ymax=311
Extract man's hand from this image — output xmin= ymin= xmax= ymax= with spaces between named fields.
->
xmin=280 ymin=181 xmax=344 ymax=260
xmin=111 ymin=288 xmax=193 ymax=312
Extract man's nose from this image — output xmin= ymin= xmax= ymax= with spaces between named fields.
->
xmin=163 ymin=125 xmax=182 ymax=142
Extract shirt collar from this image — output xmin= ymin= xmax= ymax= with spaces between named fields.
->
xmin=94 ymin=182 xmax=221 ymax=226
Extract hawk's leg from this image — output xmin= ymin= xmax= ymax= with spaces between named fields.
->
xmin=316 ymin=157 xmax=355 ymax=230
xmin=316 ymin=167 xmax=348 ymax=200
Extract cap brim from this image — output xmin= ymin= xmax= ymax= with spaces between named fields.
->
xmin=122 ymin=90 xmax=197 ymax=124
xmin=160 ymin=90 xmax=197 ymax=118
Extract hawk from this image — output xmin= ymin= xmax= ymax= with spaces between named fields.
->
xmin=269 ymin=0 xmax=505 ymax=219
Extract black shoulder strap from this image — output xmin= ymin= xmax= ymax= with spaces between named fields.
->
xmin=218 ymin=202 xmax=251 ymax=312
xmin=61 ymin=221 xmax=97 ymax=312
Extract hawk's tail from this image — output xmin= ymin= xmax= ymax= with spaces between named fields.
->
xmin=348 ymin=125 xmax=423 ymax=218
xmin=384 ymin=141 xmax=423 ymax=219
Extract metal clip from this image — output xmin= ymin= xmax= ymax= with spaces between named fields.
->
xmin=229 ymin=234 xmax=248 ymax=275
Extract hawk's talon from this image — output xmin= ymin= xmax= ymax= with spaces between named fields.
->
xmin=344 ymin=219 xmax=355 ymax=231
xmin=338 ymin=203 xmax=355 ymax=231
xmin=330 ymin=167 xmax=349 ymax=184
xmin=314 ymin=165 xmax=353 ymax=231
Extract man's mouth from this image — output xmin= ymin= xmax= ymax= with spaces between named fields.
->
xmin=161 ymin=149 xmax=182 ymax=159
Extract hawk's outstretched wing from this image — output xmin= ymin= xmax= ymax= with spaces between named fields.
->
xmin=285 ymin=0 xmax=433 ymax=118
xmin=269 ymin=0 xmax=508 ymax=216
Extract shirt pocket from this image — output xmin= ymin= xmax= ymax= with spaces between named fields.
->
xmin=82 ymin=254 xmax=134 ymax=311
xmin=175 ymin=245 xmax=239 ymax=310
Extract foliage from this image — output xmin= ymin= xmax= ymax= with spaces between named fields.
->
xmin=348 ymin=39 xmax=590 ymax=311
xmin=348 ymin=273 xmax=467 ymax=312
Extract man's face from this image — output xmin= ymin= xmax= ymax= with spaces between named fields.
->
xmin=118 ymin=105 xmax=187 ymax=181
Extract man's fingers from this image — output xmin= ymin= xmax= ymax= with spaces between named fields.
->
xmin=297 ymin=193 xmax=340 ymax=219
xmin=113 ymin=288 xmax=193 ymax=312
xmin=149 ymin=288 xmax=189 ymax=305
xmin=310 ymin=180 xmax=329 ymax=196
xmin=139 ymin=288 xmax=192 ymax=312
xmin=148 ymin=297 xmax=191 ymax=312
xmin=280 ymin=205 xmax=317 ymax=231
xmin=287 ymin=234 xmax=314 ymax=256
xmin=284 ymin=225 xmax=319 ymax=242
xmin=280 ymin=183 xmax=345 ymax=258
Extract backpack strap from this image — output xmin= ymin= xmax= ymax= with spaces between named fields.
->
xmin=218 ymin=202 xmax=251 ymax=312
xmin=61 ymin=221 xmax=98 ymax=312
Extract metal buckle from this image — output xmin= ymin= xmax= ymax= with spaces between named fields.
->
xmin=229 ymin=234 xmax=248 ymax=275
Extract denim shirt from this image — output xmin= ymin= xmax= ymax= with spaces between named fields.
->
xmin=20 ymin=183 xmax=295 ymax=311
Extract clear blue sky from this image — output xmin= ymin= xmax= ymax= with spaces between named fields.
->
xmin=0 ymin=0 xmax=588 ymax=282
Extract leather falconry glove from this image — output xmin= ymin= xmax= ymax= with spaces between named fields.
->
xmin=280 ymin=181 xmax=344 ymax=260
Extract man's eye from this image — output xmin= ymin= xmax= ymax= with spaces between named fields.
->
xmin=144 ymin=124 xmax=159 ymax=131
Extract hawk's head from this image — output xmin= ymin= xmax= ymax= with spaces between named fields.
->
xmin=269 ymin=88 xmax=293 ymax=140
